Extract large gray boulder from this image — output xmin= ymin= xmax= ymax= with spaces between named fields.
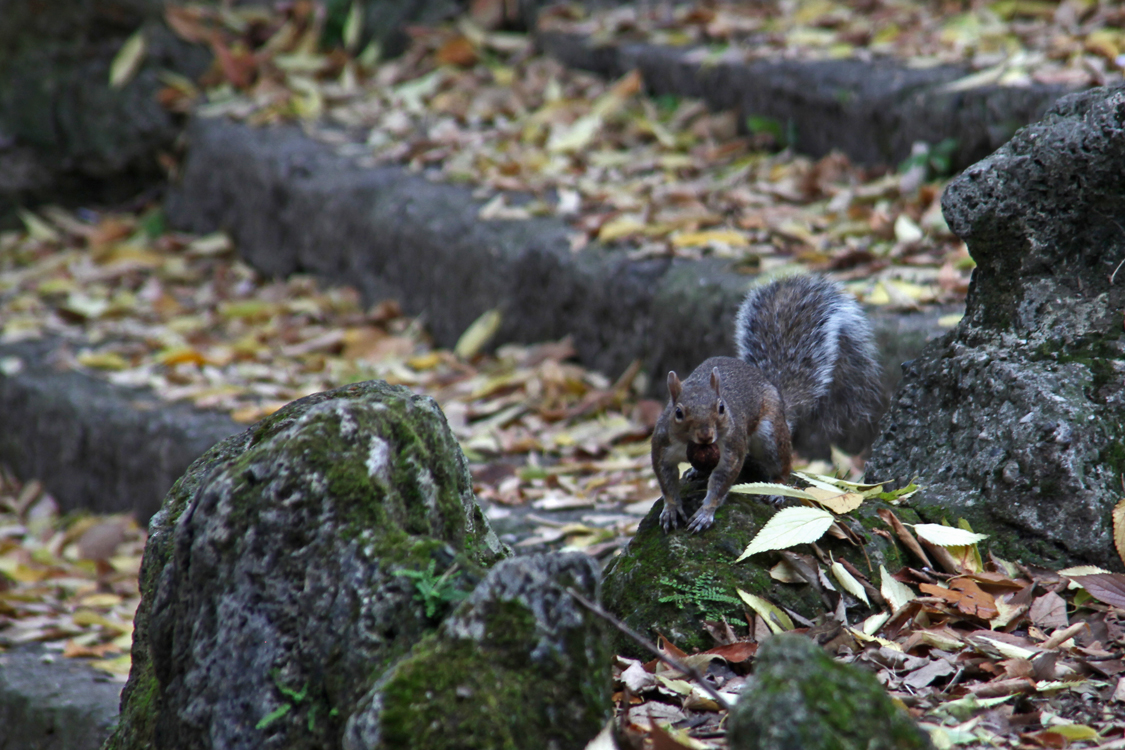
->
xmin=866 ymin=84 xmax=1125 ymax=569
xmin=344 ymin=552 xmax=613 ymax=750
xmin=104 ymin=380 xmax=508 ymax=750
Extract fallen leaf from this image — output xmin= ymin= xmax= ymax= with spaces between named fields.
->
xmin=913 ymin=523 xmax=988 ymax=547
xmin=736 ymin=589 xmax=795 ymax=633
xmin=110 ymin=29 xmax=147 ymax=89
xmin=455 ymin=309 xmax=502 ymax=359
xmin=736 ymin=506 xmax=835 ymax=561
xmin=1064 ymin=573 xmax=1125 ymax=610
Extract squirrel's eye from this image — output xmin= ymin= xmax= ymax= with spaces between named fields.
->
xmin=674 ymin=406 xmax=684 ymax=420
xmin=717 ymin=400 xmax=725 ymax=415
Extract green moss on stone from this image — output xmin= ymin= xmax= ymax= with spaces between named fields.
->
xmin=104 ymin=380 xmax=508 ymax=750
xmin=373 ymin=614 xmax=609 ymax=750
xmin=727 ymin=634 xmax=932 ymax=750
xmin=602 ymin=490 xmax=906 ymax=657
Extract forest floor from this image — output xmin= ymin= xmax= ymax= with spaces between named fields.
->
xmin=4 ymin=1 xmax=1125 ymax=747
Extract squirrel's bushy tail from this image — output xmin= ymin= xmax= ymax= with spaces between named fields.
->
xmin=735 ymin=274 xmax=884 ymax=452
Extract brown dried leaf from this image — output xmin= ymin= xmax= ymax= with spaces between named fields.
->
xmin=1028 ymin=591 xmax=1068 ymax=631
xmin=918 ymin=578 xmax=999 ymax=620
xmin=1066 ymin=573 xmax=1125 ymax=610
xmin=435 ymin=35 xmax=478 ymax=67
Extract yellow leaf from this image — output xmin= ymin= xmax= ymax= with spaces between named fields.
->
xmin=729 ymin=482 xmax=817 ymax=501
xmin=157 ymin=347 xmax=208 ymax=367
xmin=219 ymin=300 xmax=278 ymax=321
xmin=72 ymin=609 xmax=131 ymax=633
xmin=1 ymin=563 xmax=48 ymax=583
xmin=78 ymin=593 xmax=124 ymax=607
xmin=655 ymin=674 xmax=693 ymax=695
xmin=736 ymin=589 xmax=795 ymax=633
xmin=597 ymin=217 xmax=646 ymax=243
xmin=547 ymin=113 xmax=603 ymax=154
xmin=849 ymin=626 xmax=901 ymax=650
xmin=768 ymin=559 xmax=805 ymax=584
xmin=77 ymin=351 xmax=130 ymax=371
xmin=18 ymin=209 xmax=61 ymax=242
xmin=231 ymin=402 xmax=286 ymax=424
xmin=1113 ymin=498 xmax=1125 ymax=567
xmin=1048 ymin=724 xmax=1101 ymax=741
xmin=455 ymin=308 xmax=502 ymax=359
xmin=671 ymin=230 xmax=749 ymax=248
xmin=186 ymin=232 xmax=234 ymax=256
xmin=938 ymin=313 xmax=964 ymax=327
xmin=804 ymin=487 xmax=865 ymax=513
xmin=408 ymin=352 xmax=443 ymax=371
xmin=831 ymin=561 xmax=870 ymax=605
xmin=89 ymin=654 xmax=133 ymax=676
xmin=110 ymin=28 xmax=147 ymax=89
xmin=879 ymin=565 xmax=916 ymax=612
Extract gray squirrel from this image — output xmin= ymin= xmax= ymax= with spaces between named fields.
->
xmin=651 ymin=274 xmax=884 ymax=533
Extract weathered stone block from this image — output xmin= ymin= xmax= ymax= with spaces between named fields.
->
xmin=104 ymin=380 xmax=507 ymax=750
xmin=867 ymin=83 xmax=1125 ymax=569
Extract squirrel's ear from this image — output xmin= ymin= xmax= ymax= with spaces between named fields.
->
xmin=667 ymin=371 xmax=682 ymax=401
xmin=710 ymin=367 xmax=722 ymax=396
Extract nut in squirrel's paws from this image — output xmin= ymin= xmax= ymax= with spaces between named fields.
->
xmin=685 ymin=441 xmax=721 ymax=474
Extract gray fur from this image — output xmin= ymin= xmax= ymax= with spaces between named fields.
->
xmin=734 ymin=275 xmax=884 ymax=451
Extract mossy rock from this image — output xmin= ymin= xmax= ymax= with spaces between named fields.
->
xmin=602 ymin=485 xmax=913 ymax=657
xmin=727 ymin=633 xmax=932 ymax=750
xmin=104 ymin=380 xmax=508 ymax=750
xmin=344 ymin=552 xmax=613 ymax=750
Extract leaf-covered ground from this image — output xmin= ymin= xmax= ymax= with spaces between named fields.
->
xmin=542 ymin=0 xmax=1125 ymax=90
xmin=4 ymin=2 xmax=1125 ymax=748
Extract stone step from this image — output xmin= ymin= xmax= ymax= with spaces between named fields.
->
xmin=0 ymin=112 xmax=951 ymax=526
xmin=536 ymin=30 xmax=1075 ymax=170
xmin=0 ymin=645 xmax=123 ymax=750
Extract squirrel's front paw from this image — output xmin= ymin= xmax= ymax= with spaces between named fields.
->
xmin=660 ymin=503 xmax=687 ymax=533
xmin=686 ymin=507 xmax=716 ymax=533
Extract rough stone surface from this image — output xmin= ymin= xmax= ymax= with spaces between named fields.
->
xmin=537 ymin=31 xmax=1074 ymax=169
xmin=0 ymin=0 xmax=209 ymax=222
xmin=726 ymin=634 xmax=932 ymax=750
xmin=104 ymin=380 xmax=508 ymax=750
xmin=867 ymin=83 xmax=1125 ymax=569
xmin=601 ymin=483 xmax=910 ymax=657
xmin=345 ymin=552 xmax=612 ymax=750
xmin=0 ymin=645 xmax=122 ymax=750
xmin=165 ymin=115 xmax=947 ymax=401
xmin=0 ymin=338 xmax=240 ymax=524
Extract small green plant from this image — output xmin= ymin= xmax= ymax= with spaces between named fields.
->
xmin=256 ymin=670 xmax=338 ymax=731
xmin=746 ymin=115 xmax=798 ymax=150
xmin=658 ymin=572 xmax=742 ymax=620
xmin=398 ymin=560 xmax=469 ymax=618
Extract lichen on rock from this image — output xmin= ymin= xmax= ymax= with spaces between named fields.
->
xmin=104 ymin=380 xmax=507 ymax=750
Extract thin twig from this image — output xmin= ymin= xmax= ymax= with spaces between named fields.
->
xmin=564 ymin=586 xmax=733 ymax=712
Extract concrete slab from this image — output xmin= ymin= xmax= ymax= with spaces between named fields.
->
xmin=0 ymin=645 xmax=122 ymax=750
